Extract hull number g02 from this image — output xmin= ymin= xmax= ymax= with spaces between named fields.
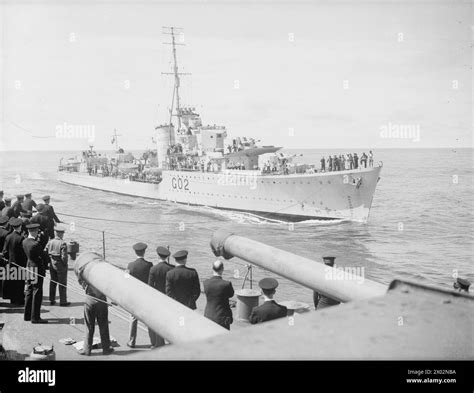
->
xmin=172 ymin=177 xmax=189 ymax=190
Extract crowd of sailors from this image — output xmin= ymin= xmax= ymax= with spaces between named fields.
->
xmin=320 ymin=151 xmax=374 ymax=172
xmin=0 ymin=193 xmax=66 ymax=324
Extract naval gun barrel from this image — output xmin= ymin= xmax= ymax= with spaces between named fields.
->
xmin=75 ymin=252 xmax=229 ymax=344
xmin=211 ymin=231 xmax=387 ymax=302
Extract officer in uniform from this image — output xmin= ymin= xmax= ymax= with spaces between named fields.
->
xmin=203 ymin=260 xmax=234 ymax=330
xmin=22 ymin=193 xmax=37 ymax=213
xmin=0 ymin=190 xmax=5 ymax=211
xmin=77 ymin=273 xmax=114 ymax=356
xmin=1 ymin=198 xmax=14 ymax=218
xmin=0 ymin=216 xmax=10 ymax=297
xmin=249 ymin=278 xmax=287 ymax=324
xmin=46 ymin=226 xmax=70 ymax=306
xmin=23 ymin=223 xmax=48 ymax=323
xmin=1 ymin=218 xmax=27 ymax=305
xmin=30 ymin=203 xmax=54 ymax=242
xmin=126 ymin=242 xmax=153 ymax=348
xmin=453 ymin=278 xmax=471 ymax=293
xmin=41 ymin=195 xmax=61 ymax=225
xmin=314 ymin=256 xmax=341 ymax=310
xmin=166 ymin=250 xmax=201 ymax=310
xmin=147 ymin=246 xmax=173 ymax=348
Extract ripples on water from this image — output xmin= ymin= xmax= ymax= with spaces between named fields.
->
xmin=0 ymin=149 xmax=472 ymax=306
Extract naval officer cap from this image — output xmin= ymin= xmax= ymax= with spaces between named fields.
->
xmin=24 ymin=192 xmax=32 ymax=197
xmin=0 ymin=216 xmax=9 ymax=225
xmin=16 ymin=194 xmax=24 ymax=199
xmin=173 ymin=250 xmax=188 ymax=261
xmin=133 ymin=242 xmax=148 ymax=252
xmin=259 ymin=277 xmax=279 ymax=290
xmin=4 ymin=197 xmax=11 ymax=202
xmin=455 ymin=277 xmax=471 ymax=291
xmin=26 ymin=223 xmax=40 ymax=230
xmin=9 ymin=217 xmax=23 ymax=227
xmin=156 ymin=246 xmax=171 ymax=257
xmin=42 ymin=195 xmax=50 ymax=201
xmin=54 ymin=226 xmax=66 ymax=233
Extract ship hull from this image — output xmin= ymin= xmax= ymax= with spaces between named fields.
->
xmin=58 ymin=166 xmax=382 ymax=222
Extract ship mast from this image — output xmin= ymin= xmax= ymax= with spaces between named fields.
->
xmin=162 ymin=26 xmax=191 ymax=131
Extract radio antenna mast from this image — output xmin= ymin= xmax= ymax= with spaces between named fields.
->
xmin=162 ymin=26 xmax=191 ymax=131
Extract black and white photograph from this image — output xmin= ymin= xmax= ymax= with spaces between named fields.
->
xmin=0 ymin=0 xmax=472 ymax=390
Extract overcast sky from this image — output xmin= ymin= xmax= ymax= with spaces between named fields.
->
xmin=0 ymin=0 xmax=471 ymax=151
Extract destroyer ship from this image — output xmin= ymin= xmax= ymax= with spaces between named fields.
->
xmin=58 ymin=27 xmax=382 ymax=222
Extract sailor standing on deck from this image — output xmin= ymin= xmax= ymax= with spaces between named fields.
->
xmin=1 ymin=218 xmax=27 ymax=305
xmin=148 ymin=246 xmax=173 ymax=348
xmin=77 ymin=271 xmax=114 ymax=356
xmin=203 ymin=260 xmax=234 ymax=330
xmin=249 ymin=278 xmax=287 ymax=324
xmin=46 ymin=226 xmax=70 ymax=306
xmin=19 ymin=211 xmax=32 ymax=237
xmin=12 ymin=195 xmax=26 ymax=218
xmin=23 ymin=223 xmax=48 ymax=323
xmin=126 ymin=242 xmax=153 ymax=348
xmin=314 ymin=256 xmax=341 ymax=310
xmin=22 ymin=193 xmax=37 ymax=213
xmin=41 ymin=195 xmax=61 ymax=226
xmin=166 ymin=250 xmax=201 ymax=310
xmin=30 ymin=204 xmax=54 ymax=244
xmin=0 ymin=216 xmax=10 ymax=298
xmin=0 ymin=191 xmax=5 ymax=211
xmin=1 ymin=198 xmax=14 ymax=218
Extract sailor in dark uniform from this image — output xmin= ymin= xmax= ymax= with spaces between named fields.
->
xmin=126 ymin=242 xmax=153 ymax=348
xmin=148 ymin=246 xmax=173 ymax=348
xmin=165 ymin=250 xmax=201 ymax=310
xmin=41 ymin=195 xmax=61 ymax=225
xmin=249 ymin=278 xmax=287 ymax=324
xmin=21 ymin=193 xmax=37 ymax=213
xmin=23 ymin=223 xmax=48 ymax=323
xmin=0 ymin=216 xmax=10 ymax=297
xmin=203 ymin=260 xmax=234 ymax=330
xmin=12 ymin=195 xmax=26 ymax=218
xmin=1 ymin=218 xmax=27 ymax=305
xmin=314 ymin=256 xmax=341 ymax=310
xmin=19 ymin=211 xmax=32 ymax=237
xmin=0 ymin=190 xmax=5 ymax=211
xmin=77 ymin=275 xmax=114 ymax=356
xmin=30 ymin=203 xmax=54 ymax=242
xmin=453 ymin=277 xmax=471 ymax=293
xmin=1 ymin=198 xmax=14 ymax=218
